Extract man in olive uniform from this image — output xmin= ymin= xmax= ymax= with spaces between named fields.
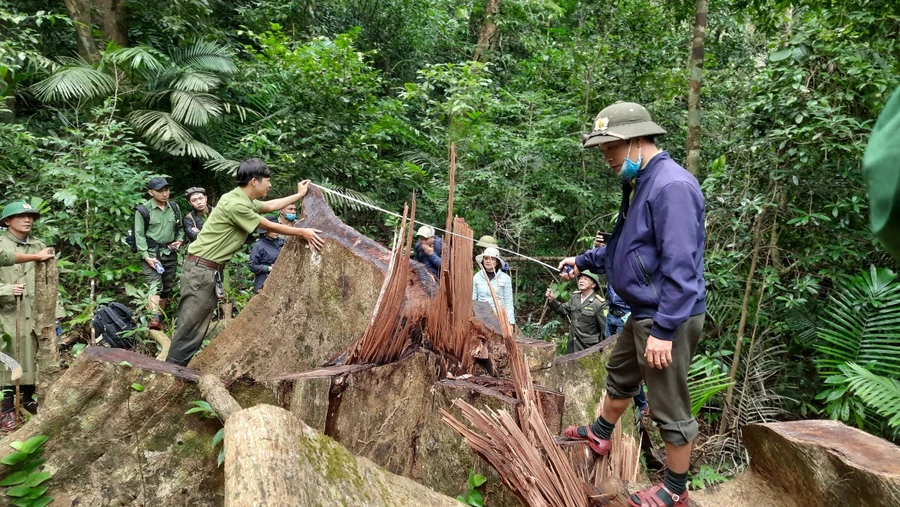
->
xmin=165 ymin=158 xmax=326 ymax=366
xmin=0 ymin=202 xmax=65 ymax=430
xmin=545 ymin=270 xmax=607 ymax=353
xmin=135 ymin=177 xmax=184 ymax=330
xmin=0 ymin=248 xmax=55 ymax=266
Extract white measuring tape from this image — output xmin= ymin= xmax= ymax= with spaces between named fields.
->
xmin=314 ymin=184 xmax=563 ymax=276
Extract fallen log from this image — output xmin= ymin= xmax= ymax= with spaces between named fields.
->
xmin=224 ymin=404 xmax=459 ymax=507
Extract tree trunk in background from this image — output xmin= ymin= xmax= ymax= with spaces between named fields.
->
xmin=685 ymin=0 xmax=708 ymax=176
xmin=473 ymin=0 xmax=500 ymax=62
xmin=96 ymin=0 xmax=128 ymax=47
xmin=63 ymin=0 xmax=101 ymax=63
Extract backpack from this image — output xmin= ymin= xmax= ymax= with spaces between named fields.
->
xmin=93 ymin=303 xmax=137 ymax=348
xmin=125 ymin=201 xmax=182 ymax=253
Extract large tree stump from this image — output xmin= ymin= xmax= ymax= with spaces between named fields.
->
xmin=0 ymin=348 xmax=223 ymax=506
xmin=224 ymin=404 xmax=459 ymax=506
xmin=190 ymin=186 xmax=437 ymax=382
xmin=743 ymin=420 xmax=900 ymax=507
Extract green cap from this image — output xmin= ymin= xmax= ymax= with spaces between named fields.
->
xmin=475 ymin=235 xmax=499 ymax=248
xmin=0 ymin=202 xmax=40 ymax=222
xmin=580 ymin=270 xmax=601 ymax=288
xmin=582 ymin=102 xmax=667 ymax=148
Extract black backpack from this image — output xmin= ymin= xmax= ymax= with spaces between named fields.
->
xmin=93 ymin=303 xmax=137 ymax=348
xmin=125 ymin=201 xmax=182 ymax=253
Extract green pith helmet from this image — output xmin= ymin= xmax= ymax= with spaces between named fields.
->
xmin=0 ymin=202 xmax=40 ymax=222
xmin=580 ymin=270 xmax=601 ymax=288
xmin=582 ymin=102 xmax=667 ymax=148
xmin=475 ymin=235 xmax=499 ymax=248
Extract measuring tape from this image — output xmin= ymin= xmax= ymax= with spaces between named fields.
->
xmin=314 ymin=184 xmax=563 ymax=277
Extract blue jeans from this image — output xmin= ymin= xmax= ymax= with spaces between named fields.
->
xmin=606 ymin=313 xmax=625 ymax=338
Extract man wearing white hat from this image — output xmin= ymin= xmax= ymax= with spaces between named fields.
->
xmin=413 ymin=225 xmax=443 ymax=277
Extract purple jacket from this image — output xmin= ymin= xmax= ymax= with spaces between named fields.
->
xmin=576 ymin=152 xmax=706 ymax=340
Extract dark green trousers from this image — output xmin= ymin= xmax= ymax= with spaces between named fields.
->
xmin=605 ymin=313 xmax=705 ymax=446
xmin=166 ymin=261 xmax=218 ymax=366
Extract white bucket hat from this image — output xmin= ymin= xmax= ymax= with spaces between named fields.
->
xmin=475 ymin=247 xmax=504 ymax=267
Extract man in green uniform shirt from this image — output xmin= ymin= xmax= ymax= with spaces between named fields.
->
xmin=0 ymin=248 xmax=55 ymax=266
xmin=0 ymin=202 xmax=65 ymax=429
xmin=165 ymin=158 xmax=325 ymax=366
xmin=135 ymin=177 xmax=184 ymax=330
xmin=545 ymin=270 xmax=608 ymax=353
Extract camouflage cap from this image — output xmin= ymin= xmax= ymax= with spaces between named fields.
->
xmin=580 ymin=270 xmax=602 ymax=287
xmin=475 ymin=235 xmax=499 ymax=248
xmin=0 ymin=202 xmax=40 ymax=222
xmin=582 ymin=102 xmax=667 ymax=148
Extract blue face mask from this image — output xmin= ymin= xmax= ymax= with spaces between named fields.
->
xmin=619 ymin=141 xmax=643 ymax=180
xmin=285 ymin=213 xmax=297 ymax=221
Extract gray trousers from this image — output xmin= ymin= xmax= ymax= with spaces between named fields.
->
xmin=166 ymin=261 xmax=218 ymax=366
xmin=605 ymin=313 xmax=705 ymax=446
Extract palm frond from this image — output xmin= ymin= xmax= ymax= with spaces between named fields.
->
xmin=127 ymin=110 xmax=193 ymax=148
xmin=164 ymin=139 xmax=222 ymax=160
xmin=30 ymin=65 xmax=115 ymax=102
xmin=170 ymin=90 xmax=223 ymax=127
xmin=172 ymin=70 xmax=221 ymax=92
xmin=171 ymin=41 xmax=237 ymax=74
xmin=688 ymin=367 xmax=734 ymax=417
xmin=841 ymin=362 xmax=900 ymax=428
xmin=815 ymin=266 xmax=900 ymax=378
xmin=105 ymin=45 xmax=167 ymax=72
xmin=204 ymin=158 xmax=241 ymax=174
xmin=222 ymin=103 xmax=256 ymax=122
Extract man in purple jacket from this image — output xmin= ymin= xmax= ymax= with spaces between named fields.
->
xmin=559 ymin=102 xmax=705 ymax=507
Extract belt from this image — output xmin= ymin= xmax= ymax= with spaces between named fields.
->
xmin=186 ymin=255 xmax=225 ymax=271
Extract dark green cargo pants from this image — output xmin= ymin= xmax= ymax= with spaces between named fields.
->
xmin=605 ymin=313 xmax=705 ymax=446
xmin=166 ymin=261 xmax=218 ymax=366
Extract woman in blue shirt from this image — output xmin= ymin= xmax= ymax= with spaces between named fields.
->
xmin=471 ymin=247 xmax=515 ymax=325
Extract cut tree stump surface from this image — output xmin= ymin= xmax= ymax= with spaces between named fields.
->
xmin=743 ymin=420 xmax=900 ymax=507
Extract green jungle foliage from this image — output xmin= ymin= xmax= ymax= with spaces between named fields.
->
xmin=1 ymin=0 xmax=899 ymax=475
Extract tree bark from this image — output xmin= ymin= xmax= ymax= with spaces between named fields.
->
xmin=95 ymin=0 xmax=128 ymax=46
xmin=224 ymin=404 xmax=460 ymax=507
xmin=198 ymin=374 xmax=242 ymax=422
xmin=63 ymin=0 xmax=101 ymax=63
xmin=473 ymin=0 xmax=501 ymax=62
xmin=32 ymin=260 xmax=60 ymax=400
xmin=685 ymin=0 xmax=708 ymax=176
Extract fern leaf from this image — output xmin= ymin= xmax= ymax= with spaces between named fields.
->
xmin=841 ymin=363 xmax=900 ymax=428
xmin=30 ymin=65 xmax=115 ymax=102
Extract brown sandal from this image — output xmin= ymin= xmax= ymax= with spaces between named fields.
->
xmin=561 ymin=425 xmax=611 ymax=456
xmin=628 ymin=483 xmax=689 ymax=507
xmin=1 ymin=412 xmax=16 ymax=431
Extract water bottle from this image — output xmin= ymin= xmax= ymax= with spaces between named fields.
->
xmin=154 ymin=261 xmax=165 ymax=274
xmin=55 ymin=320 xmax=62 ymax=337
